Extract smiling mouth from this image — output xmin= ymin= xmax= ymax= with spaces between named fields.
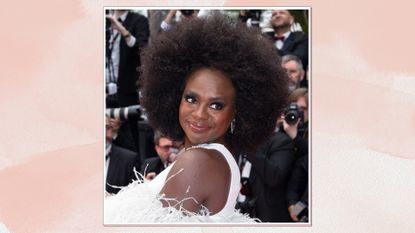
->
xmin=189 ymin=122 xmax=210 ymax=133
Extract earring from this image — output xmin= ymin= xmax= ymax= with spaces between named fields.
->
xmin=230 ymin=118 xmax=236 ymax=134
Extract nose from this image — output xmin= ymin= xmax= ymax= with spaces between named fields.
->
xmin=192 ymin=104 xmax=209 ymax=120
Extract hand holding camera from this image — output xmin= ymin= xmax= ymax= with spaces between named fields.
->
xmin=281 ymin=102 xmax=304 ymax=139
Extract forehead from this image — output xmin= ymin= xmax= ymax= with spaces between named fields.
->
xmin=184 ymin=68 xmax=235 ymax=98
xmin=283 ymin=60 xmax=299 ymax=69
xmin=296 ymin=96 xmax=307 ymax=108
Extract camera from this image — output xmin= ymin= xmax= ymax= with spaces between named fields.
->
xmin=284 ymin=102 xmax=304 ymax=125
xmin=106 ymin=105 xmax=143 ymax=121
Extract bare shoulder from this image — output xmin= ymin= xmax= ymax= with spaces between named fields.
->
xmin=160 ymin=147 xmax=231 ymax=214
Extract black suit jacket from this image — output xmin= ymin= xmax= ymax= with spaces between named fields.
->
xmin=140 ymin=156 xmax=166 ymax=177
xmin=117 ymin=12 xmax=149 ymax=95
xmin=246 ymin=131 xmax=297 ymax=222
xmin=286 ymin=155 xmax=308 ymax=206
xmin=265 ymin=31 xmax=308 ymax=71
xmin=106 ymin=145 xmax=138 ymax=194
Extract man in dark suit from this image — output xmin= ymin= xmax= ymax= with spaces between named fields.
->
xmin=106 ymin=9 xmax=149 ymax=106
xmin=265 ymin=10 xmax=308 ymax=78
xmin=140 ymin=131 xmax=182 ymax=180
xmin=239 ymin=131 xmax=297 ymax=222
xmin=286 ymin=155 xmax=308 ymax=222
xmin=105 ymin=117 xmax=138 ymax=194
xmin=106 ymin=10 xmax=150 ymax=155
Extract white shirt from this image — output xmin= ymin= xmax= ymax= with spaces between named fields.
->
xmin=106 ymin=11 xmax=137 ymax=84
xmin=275 ymin=31 xmax=291 ymax=50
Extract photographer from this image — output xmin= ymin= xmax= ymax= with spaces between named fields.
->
xmin=282 ymin=87 xmax=308 ymax=153
xmin=106 ymin=10 xmax=149 ymax=155
xmin=106 ymin=105 xmax=143 ymax=154
xmin=281 ymin=87 xmax=309 ymax=222
xmin=238 ymin=128 xmax=297 ymax=222
xmin=105 ymin=10 xmax=149 ymax=107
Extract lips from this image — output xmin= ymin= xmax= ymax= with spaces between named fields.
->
xmin=189 ymin=122 xmax=210 ymax=133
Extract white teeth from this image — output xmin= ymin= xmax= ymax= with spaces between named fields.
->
xmin=191 ymin=123 xmax=207 ymax=129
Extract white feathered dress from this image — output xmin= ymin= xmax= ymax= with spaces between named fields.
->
xmin=104 ymin=143 xmax=257 ymax=223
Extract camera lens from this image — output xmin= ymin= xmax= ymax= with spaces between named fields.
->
xmin=285 ymin=112 xmax=298 ymax=124
xmin=284 ymin=102 xmax=303 ymax=125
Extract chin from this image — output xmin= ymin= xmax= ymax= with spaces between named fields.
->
xmin=188 ymin=137 xmax=209 ymax=146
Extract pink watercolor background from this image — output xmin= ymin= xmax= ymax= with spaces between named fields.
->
xmin=1 ymin=0 xmax=415 ymax=233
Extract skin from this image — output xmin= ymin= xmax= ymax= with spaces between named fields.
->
xmin=271 ymin=10 xmax=294 ymax=35
xmin=283 ymin=60 xmax=304 ymax=88
xmin=106 ymin=10 xmax=132 ymax=41
xmin=288 ymin=205 xmax=300 ymax=221
xmin=155 ymin=137 xmax=174 ymax=164
xmin=160 ymin=68 xmax=236 ymax=214
xmin=179 ymin=68 xmax=236 ymax=148
xmin=296 ymin=96 xmax=308 ymax=123
xmin=105 ymin=118 xmax=113 ymax=144
xmin=105 ymin=117 xmax=121 ymax=144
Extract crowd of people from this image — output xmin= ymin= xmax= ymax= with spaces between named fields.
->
xmin=105 ymin=9 xmax=309 ymax=223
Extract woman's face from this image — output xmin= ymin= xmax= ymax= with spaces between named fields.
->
xmin=179 ymin=68 xmax=236 ymax=147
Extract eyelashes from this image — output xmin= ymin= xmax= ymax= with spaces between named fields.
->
xmin=184 ymin=94 xmax=196 ymax=104
xmin=210 ymin=102 xmax=224 ymax=110
xmin=183 ymin=93 xmax=225 ymax=110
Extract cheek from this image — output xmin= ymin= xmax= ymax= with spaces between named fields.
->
xmin=214 ymin=110 xmax=233 ymax=128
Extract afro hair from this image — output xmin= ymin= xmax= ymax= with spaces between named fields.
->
xmin=140 ymin=12 xmax=288 ymax=152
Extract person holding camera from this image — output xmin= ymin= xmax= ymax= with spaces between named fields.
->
xmin=140 ymin=131 xmax=183 ymax=180
xmin=106 ymin=10 xmax=149 ymax=158
xmin=282 ymin=87 xmax=308 ymax=142
xmin=237 ymin=127 xmax=297 ymax=222
xmin=281 ymin=87 xmax=309 ymax=222
xmin=105 ymin=10 xmax=149 ymax=106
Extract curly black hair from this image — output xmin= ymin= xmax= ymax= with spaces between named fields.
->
xmin=140 ymin=12 xmax=288 ymax=152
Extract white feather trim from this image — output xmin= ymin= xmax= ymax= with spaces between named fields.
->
xmin=104 ymin=171 xmax=257 ymax=223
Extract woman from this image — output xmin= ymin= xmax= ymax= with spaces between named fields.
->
xmin=105 ymin=12 xmax=288 ymax=223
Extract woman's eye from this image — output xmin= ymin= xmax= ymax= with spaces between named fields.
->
xmin=210 ymin=102 xmax=224 ymax=110
xmin=184 ymin=95 xmax=196 ymax=104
